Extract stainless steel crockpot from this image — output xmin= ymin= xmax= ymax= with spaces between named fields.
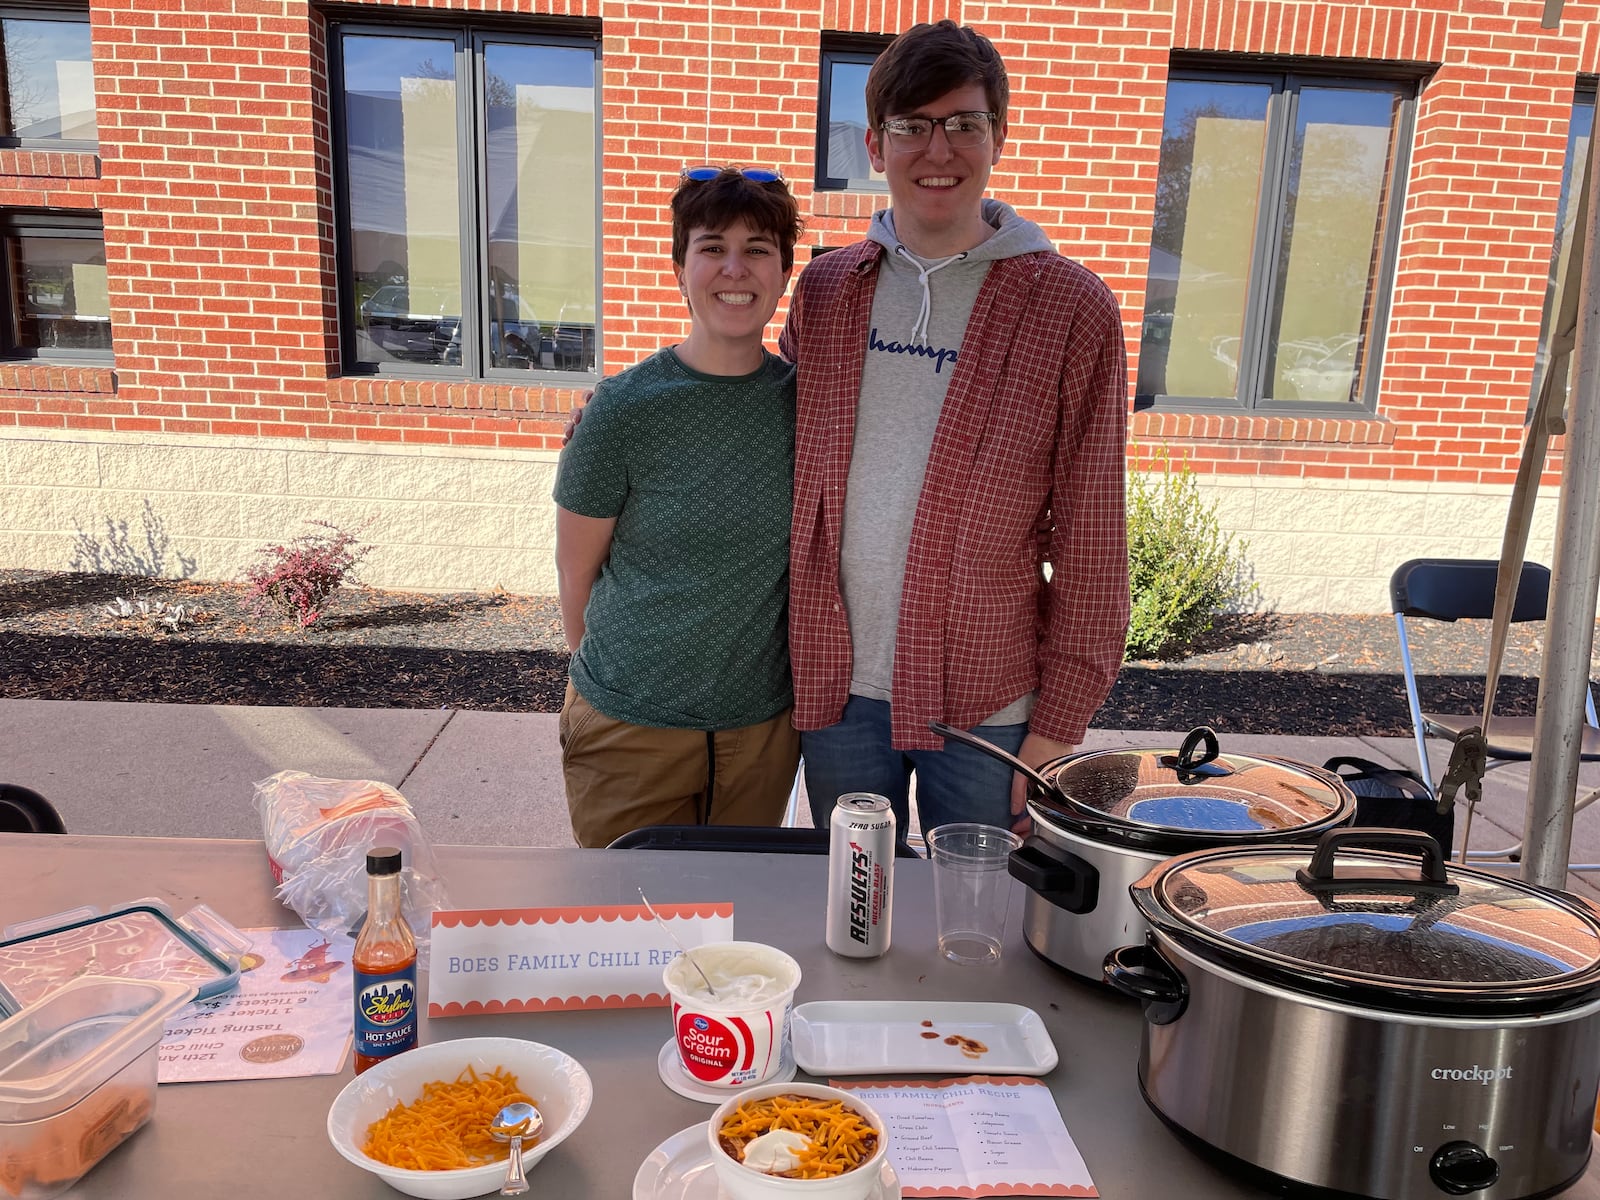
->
xmin=930 ymin=723 xmax=1358 ymax=982
xmin=1104 ymin=828 xmax=1600 ymax=1200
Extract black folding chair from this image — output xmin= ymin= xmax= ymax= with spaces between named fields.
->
xmin=0 ymin=785 xmax=66 ymax=834
xmin=1390 ymin=557 xmax=1600 ymax=864
xmin=607 ymin=824 xmax=922 ymax=858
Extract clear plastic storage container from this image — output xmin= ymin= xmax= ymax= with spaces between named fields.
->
xmin=0 ymin=900 xmax=249 ymax=1016
xmin=0 ymin=975 xmax=195 ymax=1200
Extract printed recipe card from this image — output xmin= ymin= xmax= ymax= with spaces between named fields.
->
xmin=832 ymin=1075 xmax=1097 ymax=1198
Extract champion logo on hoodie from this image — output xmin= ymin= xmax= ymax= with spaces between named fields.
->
xmin=868 ymin=328 xmax=959 ymax=374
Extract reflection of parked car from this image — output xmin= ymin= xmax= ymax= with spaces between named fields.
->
xmin=438 ymin=289 xmax=542 ymax=368
xmin=28 ymin=310 xmax=112 ymax=351
xmin=554 ymin=304 xmax=595 ymax=372
xmin=1139 ymin=309 xmax=1173 ymax=348
xmin=1209 ymin=333 xmax=1241 ymax=373
xmin=1279 ymin=333 xmax=1360 ymax=403
xmin=359 ymin=285 xmax=457 ymax=362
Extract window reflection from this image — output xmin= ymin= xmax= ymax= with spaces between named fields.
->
xmin=8 ymin=231 xmax=111 ymax=352
xmin=1263 ymin=87 xmax=1403 ymax=405
xmin=1137 ymin=80 xmax=1269 ymax=400
xmin=1138 ymin=74 xmax=1410 ymax=409
xmin=482 ymin=41 xmax=596 ymax=372
xmin=2 ymin=17 xmax=96 ymax=143
xmin=337 ymin=30 xmax=598 ymax=376
xmin=342 ymin=35 xmax=462 ymax=368
xmin=823 ymin=59 xmax=884 ymax=189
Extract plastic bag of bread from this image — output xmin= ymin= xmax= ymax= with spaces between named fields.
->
xmin=253 ymin=770 xmax=448 ymax=967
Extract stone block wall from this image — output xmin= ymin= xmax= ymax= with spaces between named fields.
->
xmin=0 ymin=430 xmax=559 ymax=593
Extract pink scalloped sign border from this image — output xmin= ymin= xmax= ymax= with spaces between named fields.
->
xmin=433 ymin=903 xmax=732 ymax=928
xmin=427 ymin=902 xmax=734 ymax=1016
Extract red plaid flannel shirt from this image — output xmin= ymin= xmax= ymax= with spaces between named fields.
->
xmin=780 ymin=239 xmax=1130 ymax=751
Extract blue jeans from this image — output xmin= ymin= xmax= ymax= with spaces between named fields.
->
xmin=801 ymin=695 xmax=1028 ymax=834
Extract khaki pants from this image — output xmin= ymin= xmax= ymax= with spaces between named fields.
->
xmin=559 ymin=682 xmax=801 ymax=848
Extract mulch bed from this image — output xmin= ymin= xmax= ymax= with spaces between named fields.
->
xmin=0 ymin=569 xmax=572 ymax=713
xmin=0 ymin=568 xmax=1585 ymax=737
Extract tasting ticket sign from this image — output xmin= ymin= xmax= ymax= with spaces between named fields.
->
xmin=427 ymin=902 xmax=733 ymax=1016
xmin=159 ymin=927 xmax=355 ymax=1083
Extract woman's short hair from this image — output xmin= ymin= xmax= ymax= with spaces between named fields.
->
xmin=671 ymin=171 xmax=804 ymax=271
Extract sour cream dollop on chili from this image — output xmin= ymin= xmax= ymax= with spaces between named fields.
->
xmin=740 ymin=1128 xmax=811 ymax=1174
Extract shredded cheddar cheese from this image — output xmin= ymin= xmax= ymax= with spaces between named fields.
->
xmin=717 ymin=1093 xmax=879 ymax=1180
xmin=361 ymin=1065 xmax=537 ymax=1171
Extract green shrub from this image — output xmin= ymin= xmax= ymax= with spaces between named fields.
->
xmin=1125 ymin=444 xmax=1256 ymax=659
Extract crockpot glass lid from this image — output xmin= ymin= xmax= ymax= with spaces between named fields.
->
xmin=1146 ymin=839 xmax=1600 ymax=988
xmin=1044 ymin=729 xmax=1350 ymax=838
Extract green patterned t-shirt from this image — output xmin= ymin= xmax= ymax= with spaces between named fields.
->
xmin=553 ymin=347 xmax=796 ymax=729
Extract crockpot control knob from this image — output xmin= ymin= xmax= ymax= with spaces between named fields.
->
xmin=1429 ymin=1142 xmax=1500 ymax=1195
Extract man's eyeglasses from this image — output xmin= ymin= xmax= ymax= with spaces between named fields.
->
xmin=878 ymin=111 xmax=998 ymax=153
xmin=680 ymin=165 xmax=785 ymax=183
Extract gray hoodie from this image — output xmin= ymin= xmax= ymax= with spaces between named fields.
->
xmin=840 ymin=200 xmax=1056 ymax=723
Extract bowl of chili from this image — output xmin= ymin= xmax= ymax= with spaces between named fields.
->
xmin=707 ymin=1081 xmax=888 ymax=1200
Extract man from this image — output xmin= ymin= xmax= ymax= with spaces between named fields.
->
xmin=782 ymin=20 xmax=1129 ymax=835
xmin=554 ymin=167 xmax=804 ymax=848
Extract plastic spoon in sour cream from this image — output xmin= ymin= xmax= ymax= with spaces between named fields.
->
xmin=741 ymin=1128 xmax=812 ymax=1174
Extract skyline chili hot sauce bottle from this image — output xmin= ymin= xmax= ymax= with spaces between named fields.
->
xmin=353 ymin=845 xmax=418 ymax=1074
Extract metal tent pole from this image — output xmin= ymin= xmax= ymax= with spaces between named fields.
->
xmin=1523 ymin=128 xmax=1600 ymax=888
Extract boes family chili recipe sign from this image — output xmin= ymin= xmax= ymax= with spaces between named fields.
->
xmin=427 ymin=902 xmax=733 ymax=1015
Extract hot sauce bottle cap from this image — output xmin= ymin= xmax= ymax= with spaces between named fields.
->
xmin=366 ymin=846 xmax=403 ymax=875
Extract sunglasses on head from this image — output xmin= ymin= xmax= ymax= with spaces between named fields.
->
xmin=680 ymin=165 xmax=785 ymax=184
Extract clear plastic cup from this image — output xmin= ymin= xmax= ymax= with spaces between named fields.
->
xmin=926 ymin=823 xmax=1023 ymax=965
xmin=662 ymin=941 xmax=801 ymax=1088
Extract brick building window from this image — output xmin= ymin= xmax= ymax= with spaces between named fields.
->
xmin=331 ymin=23 xmax=598 ymax=380
xmin=0 ymin=9 xmax=95 ymax=145
xmin=1136 ymin=68 xmax=1416 ymax=413
xmin=1531 ymin=87 xmax=1595 ymax=407
xmin=1 ymin=211 xmax=110 ymax=358
xmin=816 ymin=41 xmax=887 ymax=192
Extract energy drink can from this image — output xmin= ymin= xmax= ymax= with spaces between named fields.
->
xmin=825 ymin=793 xmax=895 ymax=958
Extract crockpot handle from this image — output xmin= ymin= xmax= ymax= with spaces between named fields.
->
xmin=929 ymin=720 xmax=1057 ymax=798
xmin=1103 ymin=940 xmax=1188 ymax=1025
xmin=1008 ymin=838 xmax=1099 ymax=915
xmin=1158 ymin=725 xmax=1222 ymax=780
xmin=1177 ymin=725 xmax=1219 ymax=770
xmin=1295 ymin=827 xmax=1460 ymax=897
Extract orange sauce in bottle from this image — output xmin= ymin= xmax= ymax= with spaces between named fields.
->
xmin=352 ymin=846 xmax=418 ymax=1074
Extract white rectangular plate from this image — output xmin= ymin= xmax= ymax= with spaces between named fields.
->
xmin=790 ymin=1000 xmax=1058 ymax=1076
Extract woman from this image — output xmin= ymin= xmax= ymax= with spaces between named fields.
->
xmin=553 ymin=167 xmax=803 ymax=848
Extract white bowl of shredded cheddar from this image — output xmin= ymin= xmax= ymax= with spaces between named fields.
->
xmin=707 ymin=1082 xmax=888 ymax=1200
xmin=325 ymin=1037 xmax=593 ymax=1199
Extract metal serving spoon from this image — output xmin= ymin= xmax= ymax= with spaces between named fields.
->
xmin=638 ymin=888 xmax=719 ymax=1000
xmin=490 ymin=1101 xmax=543 ymax=1196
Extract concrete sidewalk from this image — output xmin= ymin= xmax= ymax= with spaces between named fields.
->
xmin=5 ymin=697 xmax=1600 ymax=899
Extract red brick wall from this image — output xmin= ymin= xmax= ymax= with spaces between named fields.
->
xmin=0 ymin=0 xmax=1594 ymax=480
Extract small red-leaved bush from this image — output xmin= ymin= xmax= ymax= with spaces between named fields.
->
xmin=243 ymin=520 xmax=373 ymax=629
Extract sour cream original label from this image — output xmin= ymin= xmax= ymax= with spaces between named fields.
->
xmin=353 ymin=967 xmax=418 ymax=1060
xmin=663 ymin=943 xmax=801 ymax=1088
xmin=675 ymin=1009 xmax=764 ymax=1082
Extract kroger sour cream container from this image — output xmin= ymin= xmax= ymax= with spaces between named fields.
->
xmin=663 ymin=941 xmax=801 ymax=1089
